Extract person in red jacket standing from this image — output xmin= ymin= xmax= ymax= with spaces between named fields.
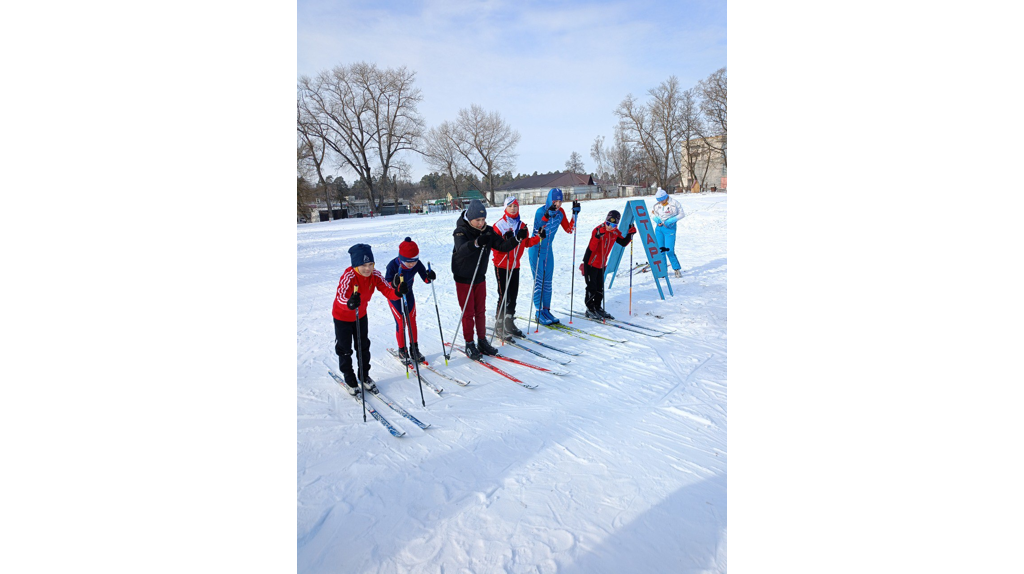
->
xmin=491 ymin=196 xmax=545 ymax=338
xmin=332 ymin=243 xmax=408 ymax=395
xmin=581 ymin=210 xmax=636 ymax=320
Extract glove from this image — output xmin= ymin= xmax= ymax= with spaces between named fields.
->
xmin=595 ymin=231 xmax=604 ymax=239
xmin=425 ymin=269 xmax=436 ymax=281
xmin=346 ymin=291 xmax=361 ymax=310
xmin=391 ymin=274 xmax=402 ymax=289
xmin=395 ymin=279 xmax=409 ymax=296
xmin=503 ymin=230 xmax=514 ymax=241
xmin=542 ymin=204 xmax=558 ymax=222
xmin=572 ymin=200 xmax=581 ymax=215
xmin=477 ymin=231 xmax=493 ymax=248
xmin=537 ymin=227 xmax=547 ymax=240
xmin=627 ymin=225 xmax=637 ymax=235
xmin=516 ymin=227 xmax=528 ymax=240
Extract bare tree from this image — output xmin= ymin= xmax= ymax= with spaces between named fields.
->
xmin=678 ymin=87 xmax=706 ymax=188
xmin=298 ymin=62 xmax=424 ymax=213
xmin=451 ymin=104 xmax=520 ymax=205
xmin=614 ymin=76 xmax=686 ymax=190
xmin=565 ymin=151 xmax=585 ymax=175
xmin=422 ymin=121 xmax=468 ymax=196
xmin=696 ymin=67 xmax=727 ymax=167
xmin=590 ymin=135 xmax=608 ymax=179
xmin=297 ymin=106 xmax=335 ymax=220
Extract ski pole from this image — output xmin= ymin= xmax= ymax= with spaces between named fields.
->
xmin=400 ymin=287 xmax=426 ymax=407
xmin=352 ymin=285 xmax=366 ymax=422
xmin=491 ymin=238 xmax=522 ymax=346
xmin=569 ymin=212 xmax=578 ymax=324
xmin=447 ymin=238 xmax=486 ymax=356
xmin=427 ymin=262 xmax=447 ymax=366
xmin=534 ymin=245 xmax=550 ymax=333
xmin=629 ymin=238 xmax=633 ymax=317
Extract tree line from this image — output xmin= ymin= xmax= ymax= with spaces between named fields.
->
xmin=298 ymin=62 xmax=726 ymax=218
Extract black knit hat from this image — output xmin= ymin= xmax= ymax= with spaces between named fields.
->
xmin=606 ymin=210 xmax=621 ymax=224
xmin=348 ymin=243 xmax=374 ymax=267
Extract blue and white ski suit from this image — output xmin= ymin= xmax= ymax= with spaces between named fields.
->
xmin=651 ymin=196 xmax=685 ymax=271
xmin=528 ymin=188 xmax=575 ymax=322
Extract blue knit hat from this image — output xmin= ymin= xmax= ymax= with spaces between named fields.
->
xmin=549 ymin=188 xmax=563 ymax=202
xmin=348 ymin=243 xmax=374 ymax=267
xmin=465 ymin=199 xmax=487 ymax=221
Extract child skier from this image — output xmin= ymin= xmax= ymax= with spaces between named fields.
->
xmin=332 ymin=243 xmax=408 ymax=395
xmin=383 ymin=237 xmax=437 ymax=365
xmin=452 ymin=199 xmax=516 ymax=360
xmin=581 ymin=210 xmax=636 ymax=320
xmin=491 ymin=196 xmax=545 ymax=339
xmin=651 ymin=188 xmax=685 ymax=278
xmin=528 ymin=188 xmax=580 ymax=325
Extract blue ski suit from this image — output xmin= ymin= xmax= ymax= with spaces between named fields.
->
xmin=528 ymin=188 xmax=575 ymax=323
xmin=651 ymin=196 xmax=685 ymax=271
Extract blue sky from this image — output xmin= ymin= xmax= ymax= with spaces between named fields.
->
xmin=298 ymin=0 xmax=726 ymax=182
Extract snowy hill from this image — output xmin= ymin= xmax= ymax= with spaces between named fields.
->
xmin=297 ymin=193 xmax=728 ymax=573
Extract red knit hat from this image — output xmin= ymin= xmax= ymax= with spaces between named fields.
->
xmin=398 ymin=237 xmax=419 ymax=262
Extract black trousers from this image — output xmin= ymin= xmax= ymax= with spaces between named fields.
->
xmin=494 ymin=266 xmax=520 ymax=320
xmin=583 ymin=263 xmax=606 ymax=311
xmin=334 ymin=315 xmax=371 ymax=379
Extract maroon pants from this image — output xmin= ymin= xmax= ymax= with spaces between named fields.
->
xmin=456 ymin=280 xmax=487 ymax=343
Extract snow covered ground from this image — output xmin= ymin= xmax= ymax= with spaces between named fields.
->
xmin=297 ymin=193 xmax=728 ymax=573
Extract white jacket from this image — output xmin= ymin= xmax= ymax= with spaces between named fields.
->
xmin=651 ymin=197 xmax=684 ymax=229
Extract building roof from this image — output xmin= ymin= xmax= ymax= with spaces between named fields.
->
xmin=495 ymin=171 xmax=594 ymax=191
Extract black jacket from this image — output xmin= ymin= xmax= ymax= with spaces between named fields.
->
xmin=452 ymin=211 xmax=517 ymax=284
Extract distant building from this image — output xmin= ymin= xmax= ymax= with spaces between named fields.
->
xmin=495 ymin=172 xmax=645 ymax=205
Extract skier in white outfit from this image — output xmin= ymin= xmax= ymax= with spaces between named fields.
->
xmin=651 ymin=188 xmax=685 ymax=278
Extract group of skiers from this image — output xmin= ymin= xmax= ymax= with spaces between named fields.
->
xmin=331 ymin=187 xmax=684 ymax=395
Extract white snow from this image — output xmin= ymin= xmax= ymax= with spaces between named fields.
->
xmin=297 ymin=193 xmax=728 ymax=573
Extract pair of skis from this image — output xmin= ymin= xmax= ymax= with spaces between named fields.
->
xmin=324 ymin=366 xmax=430 ymax=438
xmin=445 ymin=342 xmax=567 ymax=377
xmin=485 ymin=327 xmax=574 ymax=365
xmin=553 ymin=308 xmax=675 ymax=337
xmin=386 ymin=348 xmax=449 ymax=394
xmin=516 ymin=315 xmax=626 ymax=343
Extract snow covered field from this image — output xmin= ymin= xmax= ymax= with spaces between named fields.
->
xmin=297 ymin=193 xmax=728 ymax=573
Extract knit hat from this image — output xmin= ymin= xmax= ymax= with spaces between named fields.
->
xmin=398 ymin=237 xmax=419 ymax=263
xmin=503 ymin=196 xmax=518 ymax=208
xmin=655 ymin=188 xmax=668 ymax=201
xmin=348 ymin=243 xmax=374 ymax=267
xmin=465 ymin=199 xmax=487 ymax=221
xmin=548 ymin=188 xmax=564 ymax=202
xmin=606 ymin=210 xmax=621 ymax=225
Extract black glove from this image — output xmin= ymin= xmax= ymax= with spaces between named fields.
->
xmin=595 ymin=231 xmax=604 ymax=239
xmin=537 ymin=227 xmax=547 ymax=239
xmin=477 ymin=231 xmax=493 ymax=248
xmin=516 ymin=227 xmax=528 ymax=240
xmin=346 ymin=291 xmax=361 ymax=310
xmin=395 ymin=279 xmax=408 ymax=296
xmin=503 ymin=230 xmax=514 ymax=241
xmin=425 ymin=269 xmax=436 ymax=281
xmin=391 ymin=274 xmax=402 ymax=289
xmin=572 ymin=200 xmax=581 ymax=215
xmin=542 ymin=204 xmax=558 ymax=222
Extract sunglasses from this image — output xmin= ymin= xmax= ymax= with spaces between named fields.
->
xmin=605 ymin=217 xmax=619 ymax=225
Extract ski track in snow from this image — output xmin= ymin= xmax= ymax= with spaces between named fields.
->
xmin=298 ymin=194 xmax=727 ymax=573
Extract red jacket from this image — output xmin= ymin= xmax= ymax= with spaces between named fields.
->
xmin=331 ymin=267 xmax=401 ymax=321
xmin=491 ymin=214 xmax=540 ymax=269
xmin=584 ymin=224 xmax=632 ymax=268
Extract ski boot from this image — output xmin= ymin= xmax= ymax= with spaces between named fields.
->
xmin=397 ymin=346 xmax=411 ymax=366
xmin=343 ymin=371 xmax=360 ymax=395
xmin=585 ymin=308 xmax=603 ymax=320
xmin=504 ymin=316 xmax=525 ymax=338
xmin=674 ymin=269 xmax=682 ymax=278
xmin=409 ymin=343 xmax=426 ymax=364
xmin=597 ymin=308 xmax=615 ymax=321
xmin=465 ymin=341 xmax=482 ymax=361
xmin=477 ymin=337 xmax=499 ymax=356
xmin=359 ymin=374 xmax=377 ymax=394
